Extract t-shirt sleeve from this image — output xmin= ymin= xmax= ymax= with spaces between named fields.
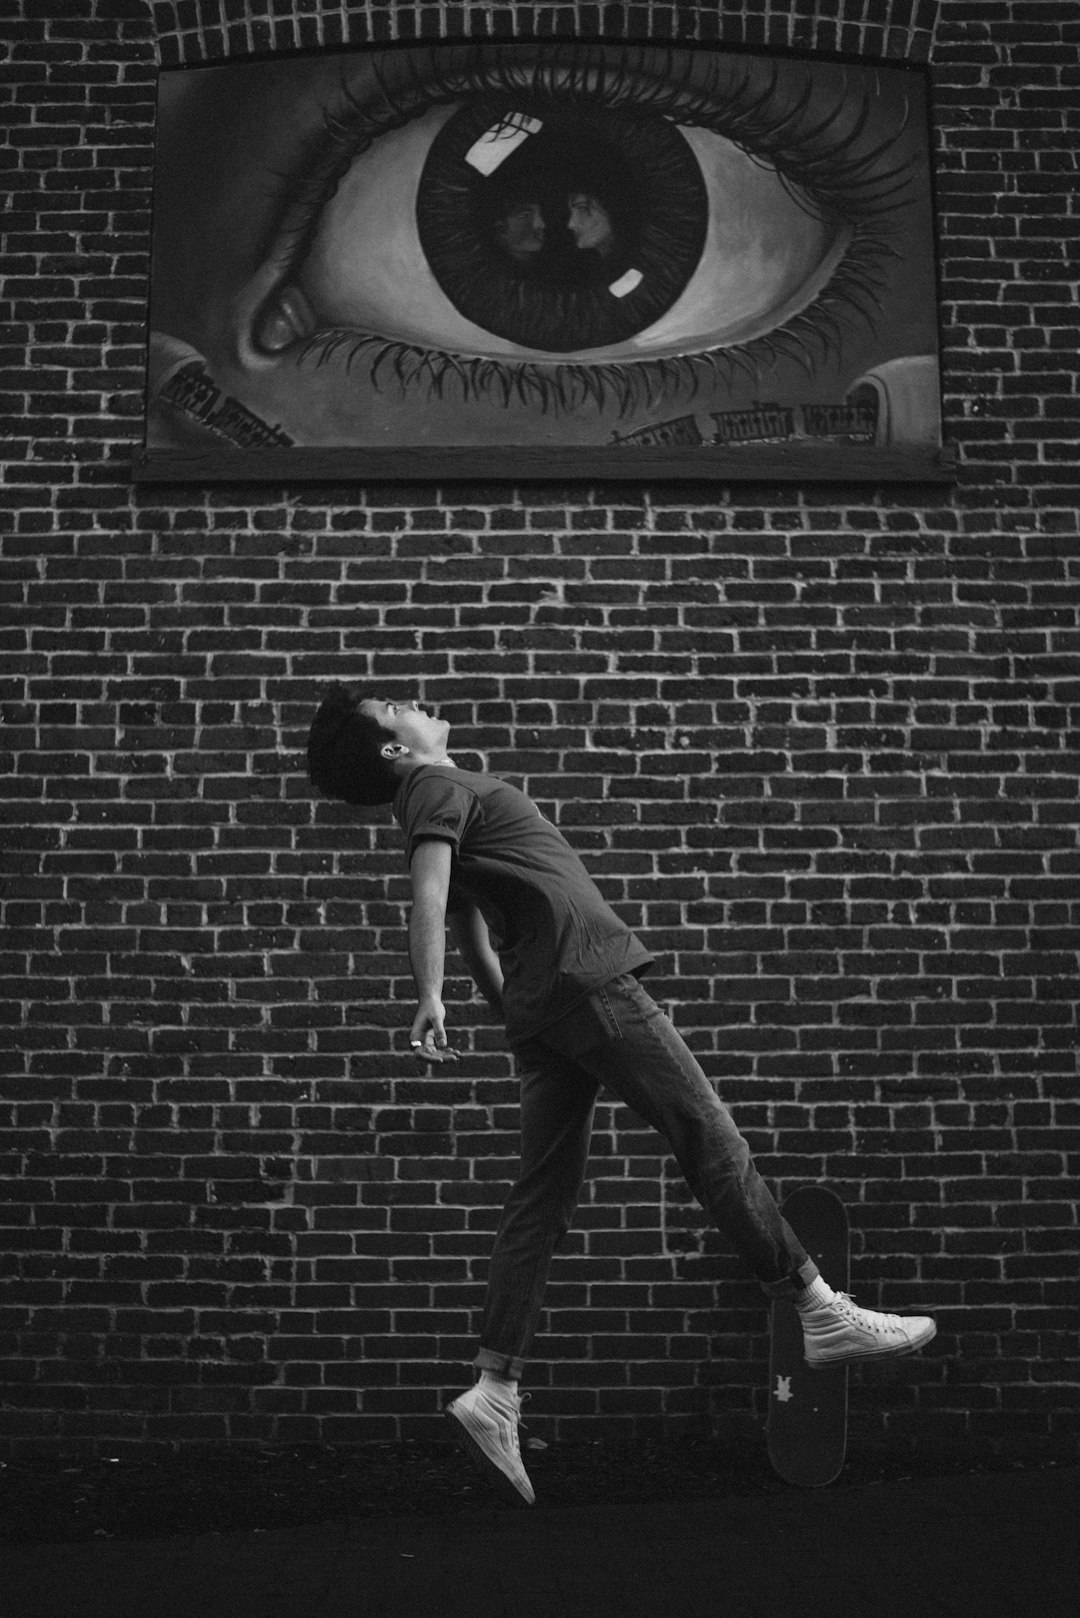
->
xmin=397 ymin=773 xmax=481 ymax=870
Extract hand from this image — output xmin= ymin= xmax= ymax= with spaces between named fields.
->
xmin=409 ymin=997 xmax=459 ymax=1064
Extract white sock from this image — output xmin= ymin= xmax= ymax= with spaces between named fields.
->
xmin=479 ymin=1369 xmax=519 ymax=1398
xmin=795 ymin=1276 xmax=836 ymax=1312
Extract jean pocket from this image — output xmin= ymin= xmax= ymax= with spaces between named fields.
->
xmin=543 ymin=986 xmax=623 ymax=1058
xmin=590 ymin=984 xmax=623 ymax=1040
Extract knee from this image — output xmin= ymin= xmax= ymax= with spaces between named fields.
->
xmin=499 ymin=1184 xmax=578 ymax=1245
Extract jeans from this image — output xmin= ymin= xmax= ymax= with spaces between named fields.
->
xmin=474 ymin=974 xmax=817 ymax=1379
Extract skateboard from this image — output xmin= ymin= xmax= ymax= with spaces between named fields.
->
xmin=766 ymin=1185 xmax=850 ymax=1488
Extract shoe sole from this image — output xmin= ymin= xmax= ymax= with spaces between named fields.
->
xmin=444 ymin=1402 xmax=535 ymax=1506
xmin=806 ymin=1319 xmax=937 ymax=1369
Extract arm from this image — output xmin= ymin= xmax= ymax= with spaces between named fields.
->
xmin=448 ymin=903 xmax=505 ymax=1019
xmin=407 ymin=839 xmax=459 ymax=1063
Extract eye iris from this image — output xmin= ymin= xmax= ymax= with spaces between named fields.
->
xmin=415 ymin=97 xmax=708 ymax=353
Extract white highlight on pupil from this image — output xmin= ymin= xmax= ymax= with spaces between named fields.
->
xmin=608 ymin=268 xmax=643 ymax=298
xmin=465 ymin=115 xmax=544 ymax=176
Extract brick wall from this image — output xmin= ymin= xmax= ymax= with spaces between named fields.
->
xmin=1 ymin=0 xmax=1077 ymax=1457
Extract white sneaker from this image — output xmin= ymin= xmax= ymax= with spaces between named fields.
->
xmin=800 ymin=1290 xmax=937 ymax=1368
xmin=445 ymin=1382 xmax=535 ymax=1505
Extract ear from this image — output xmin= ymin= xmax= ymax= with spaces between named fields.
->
xmin=380 ymin=741 xmax=409 ymax=762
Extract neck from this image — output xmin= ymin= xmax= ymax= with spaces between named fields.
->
xmin=403 ymin=753 xmax=456 ymax=773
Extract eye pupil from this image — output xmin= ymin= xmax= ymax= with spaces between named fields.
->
xmin=416 ymin=96 xmax=707 ymax=353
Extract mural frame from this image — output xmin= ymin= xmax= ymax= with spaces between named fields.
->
xmin=136 ymin=39 xmax=952 ymax=484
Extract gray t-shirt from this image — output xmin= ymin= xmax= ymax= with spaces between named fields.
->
xmin=394 ymin=764 xmax=653 ymax=1041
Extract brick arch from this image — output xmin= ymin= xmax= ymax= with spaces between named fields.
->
xmin=150 ymin=1 xmax=941 ymax=67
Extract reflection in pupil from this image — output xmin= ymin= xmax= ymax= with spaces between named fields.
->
xmin=416 ymin=96 xmax=708 ymax=353
xmin=496 ymin=202 xmax=545 ymax=262
xmin=568 ymin=196 xmax=614 ymax=257
xmin=478 ymin=129 xmax=638 ymax=291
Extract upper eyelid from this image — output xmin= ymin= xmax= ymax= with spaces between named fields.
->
xmin=290 ymin=46 xmax=914 ymax=262
xmin=318 ymin=46 xmax=913 ymax=236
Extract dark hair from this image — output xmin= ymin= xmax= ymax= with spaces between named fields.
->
xmin=306 ymin=684 xmax=400 ymax=807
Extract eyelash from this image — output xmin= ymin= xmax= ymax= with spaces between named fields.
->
xmin=268 ymin=43 xmax=918 ymax=416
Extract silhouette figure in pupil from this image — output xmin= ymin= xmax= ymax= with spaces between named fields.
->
xmin=480 ymin=123 xmax=634 ymax=290
xmin=494 ymin=193 xmax=614 ymax=269
xmin=494 ymin=201 xmax=546 ymax=262
xmin=567 ymin=193 xmax=614 ymax=256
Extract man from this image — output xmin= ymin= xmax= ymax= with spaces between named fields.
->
xmin=494 ymin=199 xmax=546 ymax=263
xmin=307 ymin=685 xmax=936 ymax=1506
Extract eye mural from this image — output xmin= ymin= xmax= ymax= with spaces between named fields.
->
xmin=142 ymin=42 xmax=945 ymax=478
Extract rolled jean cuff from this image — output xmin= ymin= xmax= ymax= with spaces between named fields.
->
xmin=759 ymin=1258 xmax=819 ymax=1301
xmin=474 ymin=1347 xmax=526 ymax=1380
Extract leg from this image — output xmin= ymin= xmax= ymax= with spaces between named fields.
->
xmin=473 ymin=1040 xmax=600 ymax=1379
xmin=545 ymin=975 xmax=816 ymax=1298
xmin=550 ymin=977 xmax=935 ymax=1367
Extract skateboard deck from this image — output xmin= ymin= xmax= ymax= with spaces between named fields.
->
xmin=766 ymin=1185 xmax=850 ymax=1488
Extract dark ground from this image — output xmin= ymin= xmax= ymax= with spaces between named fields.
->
xmin=1 ymin=1431 xmax=1073 ymax=1546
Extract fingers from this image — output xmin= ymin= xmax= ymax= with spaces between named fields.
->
xmin=408 ymin=1004 xmax=459 ymax=1064
xmin=410 ymin=1032 xmax=459 ymax=1061
xmin=409 ymin=1036 xmax=460 ymax=1064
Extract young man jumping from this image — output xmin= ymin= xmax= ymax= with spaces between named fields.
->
xmin=307 ymin=685 xmax=936 ymax=1505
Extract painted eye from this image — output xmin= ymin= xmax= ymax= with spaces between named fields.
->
xmin=261 ymin=104 xmax=844 ymax=363
xmin=240 ymin=45 xmax=917 ymax=415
